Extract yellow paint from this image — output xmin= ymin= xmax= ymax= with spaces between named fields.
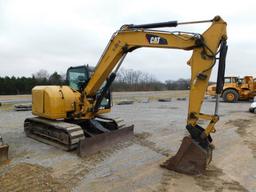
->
xmin=207 ymin=76 xmax=256 ymax=101
xmin=32 ymin=86 xmax=80 ymax=119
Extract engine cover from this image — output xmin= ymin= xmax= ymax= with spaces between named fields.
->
xmin=32 ymin=86 xmax=80 ymax=119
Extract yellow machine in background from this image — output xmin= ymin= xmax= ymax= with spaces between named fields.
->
xmin=24 ymin=16 xmax=227 ymax=175
xmin=207 ymin=76 xmax=256 ymax=102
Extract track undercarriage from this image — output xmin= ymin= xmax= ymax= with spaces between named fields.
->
xmin=24 ymin=116 xmax=134 ymax=156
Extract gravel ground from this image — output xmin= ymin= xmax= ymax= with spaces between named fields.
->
xmin=0 ymin=91 xmax=255 ymax=192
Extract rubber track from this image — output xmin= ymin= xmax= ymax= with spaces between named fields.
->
xmin=24 ymin=117 xmax=85 ymax=151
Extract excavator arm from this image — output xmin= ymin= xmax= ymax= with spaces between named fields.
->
xmin=81 ymin=16 xmax=227 ymax=141
xmin=77 ymin=16 xmax=228 ymax=175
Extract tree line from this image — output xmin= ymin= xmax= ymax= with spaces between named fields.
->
xmin=0 ymin=70 xmax=63 ymax=95
xmin=0 ymin=68 xmax=190 ymax=95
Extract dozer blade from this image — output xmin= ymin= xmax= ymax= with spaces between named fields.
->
xmin=161 ymin=136 xmax=212 ymax=175
xmin=78 ymin=125 xmax=134 ymax=157
xmin=0 ymin=144 xmax=9 ymax=163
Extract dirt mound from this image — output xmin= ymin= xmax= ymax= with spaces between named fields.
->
xmin=0 ymin=163 xmax=68 ymax=192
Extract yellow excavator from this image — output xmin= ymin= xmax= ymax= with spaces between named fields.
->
xmin=24 ymin=16 xmax=227 ymax=175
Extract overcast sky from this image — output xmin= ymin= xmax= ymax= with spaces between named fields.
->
xmin=1 ymin=0 xmax=256 ymax=81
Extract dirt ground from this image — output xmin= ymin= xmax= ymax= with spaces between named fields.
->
xmin=0 ymin=91 xmax=255 ymax=192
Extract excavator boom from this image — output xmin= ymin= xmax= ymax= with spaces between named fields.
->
xmin=78 ymin=16 xmax=227 ymax=174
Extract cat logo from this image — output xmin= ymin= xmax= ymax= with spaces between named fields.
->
xmin=150 ymin=37 xmax=161 ymax=44
xmin=146 ymin=34 xmax=167 ymax=45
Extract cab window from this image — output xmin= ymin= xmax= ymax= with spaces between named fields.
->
xmin=67 ymin=67 xmax=88 ymax=91
xmin=224 ymin=78 xmax=231 ymax=83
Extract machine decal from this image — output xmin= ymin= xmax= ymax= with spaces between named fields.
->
xmin=146 ymin=34 xmax=167 ymax=45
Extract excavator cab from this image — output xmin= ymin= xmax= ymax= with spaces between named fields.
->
xmin=66 ymin=65 xmax=111 ymax=110
xmin=65 ymin=66 xmax=133 ymax=156
xmin=66 ymin=65 xmax=89 ymax=91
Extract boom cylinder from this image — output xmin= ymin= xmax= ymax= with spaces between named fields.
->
xmin=128 ymin=21 xmax=178 ymax=29
xmin=127 ymin=17 xmax=215 ymax=29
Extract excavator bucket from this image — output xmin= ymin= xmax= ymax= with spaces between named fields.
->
xmin=0 ymin=144 xmax=9 ymax=163
xmin=161 ymin=136 xmax=212 ymax=175
xmin=78 ymin=125 xmax=134 ymax=156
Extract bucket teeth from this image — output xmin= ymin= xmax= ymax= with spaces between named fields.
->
xmin=161 ymin=136 xmax=212 ymax=175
